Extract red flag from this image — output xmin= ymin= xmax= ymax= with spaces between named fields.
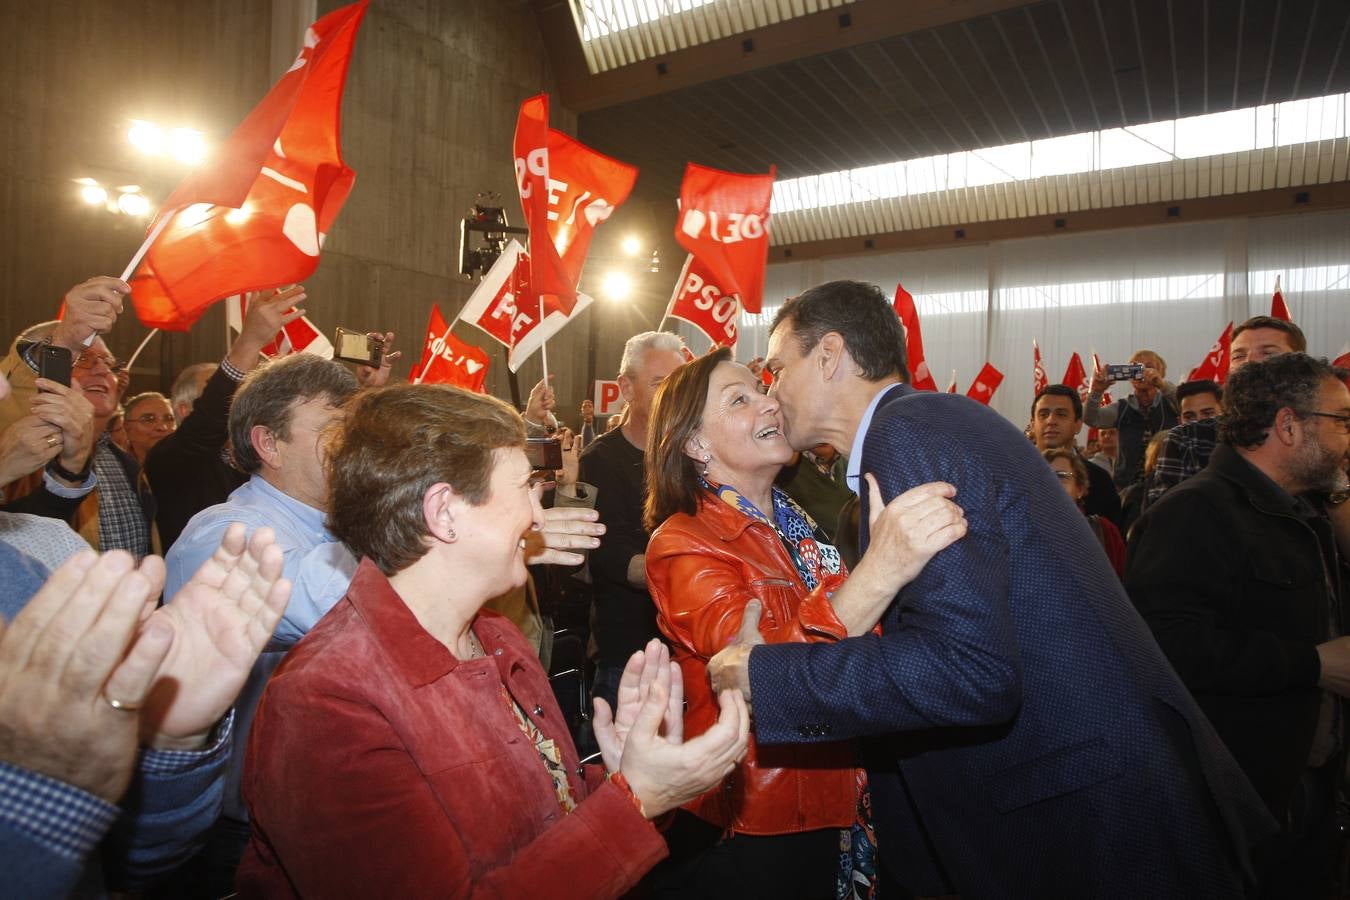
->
xmin=1272 ymin=275 xmax=1292 ymax=322
xmin=458 ymin=240 xmax=591 ymax=372
xmin=411 ymin=304 xmax=489 ymax=391
xmin=674 ymin=163 xmax=774 ymax=314
xmin=966 ymin=363 xmax=1004 ymax=405
xmin=1334 ymin=343 xmax=1350 ymax=371
xmin=1032 ymin=340 xmax=1048 ymax=395
xmin=514 ymin=95 xmax=637 ymax=317
xmin=946 ymin=370 xmax=958 ymax=393
xmin=130 ymin=2 xmax=367 ymax=331
xmin=1062 ymin=352 xmax=1089 ymax=402
xmin=666 ymin=255 xmax=739 ymax=348
xmin=892 ymin=283 xmax=938 ymax=391
xmin=1188 ymin=321 xmax=1234 ymax=384
xmin=224 ymin=294 xmax=332 ymax=358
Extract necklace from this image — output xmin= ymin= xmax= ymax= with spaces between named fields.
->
xmin=465 ymin=630 xmax=485 ymax=660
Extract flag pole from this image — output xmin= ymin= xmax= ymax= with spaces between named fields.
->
xmin=84 ymin=208 xmax=177 ymax=349
xmin=124 ymin=328 xmax=161 ymax=372
xmin=538 ymin=293 xmax=550 ymax=385
xmin=414 ymin=303 xmax=468 ymax=386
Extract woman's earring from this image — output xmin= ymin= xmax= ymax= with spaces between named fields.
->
xmin=701 ymin=454 xmax=711 ymax=477
xmin=446 ymin=528 xmax=456 ymax=541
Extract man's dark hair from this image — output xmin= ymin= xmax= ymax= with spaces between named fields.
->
xmin=1232 ymin=315 xmax=1307 ymax=352
xmin=1176 ymin=379 xmax=1223 ymax=405
xmin=1032 ymin=384 xmax=1083 ymax=421
xmin=769 ymin=280 xmax=909 ymax=382
xmin=1220 ymin=353 xmax=1346 ymax=449
xmin=229 ymin=354 xmax=360 ymax=474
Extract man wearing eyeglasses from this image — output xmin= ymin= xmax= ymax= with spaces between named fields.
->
xmin=0 ymin=277 xmax=154 ymax=558
xmin=122 ymin=392 xmax=177 ymax=464
xmin=1126 ymin=353 xmax=1350 ymax=895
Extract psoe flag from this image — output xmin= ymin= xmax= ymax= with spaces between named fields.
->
xmin=131 ymin=2 xmax=368 ymax=331
xmin=411 ymin=304 xmax=489 ymax=392
xmin=674 ymin=162 xmax=774 ymax=314
xmin=893 ymin=282 xmax=938 ymax=391
xmin=666 ymin=254 xmax=739 ymax=348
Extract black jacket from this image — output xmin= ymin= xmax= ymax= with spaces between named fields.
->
xmin=1126 ymin=443 xmax=1342 ymax=819
xmin=144 ymin=367 xmax=247 ymax=552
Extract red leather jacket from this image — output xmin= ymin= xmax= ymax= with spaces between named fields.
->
xmin=236 ymin=559 xmax=666 ymax=899
xmin=646 ymin=493 xmax=857 ymax=836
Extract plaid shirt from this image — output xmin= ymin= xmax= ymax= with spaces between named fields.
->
xmin=91 ymin=435 xmax=151 ymax=559
xmin=1145 ymin=417 xmax=1220 ymax=508
xmin=0 ymin=710 xmax=234 ymax=873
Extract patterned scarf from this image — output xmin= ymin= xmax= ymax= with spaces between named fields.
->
xmin=709 ymin=482 xmax=844 ymax=587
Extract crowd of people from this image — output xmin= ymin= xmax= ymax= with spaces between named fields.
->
xmin=1 ymin=274 xmax=1346 ymax=899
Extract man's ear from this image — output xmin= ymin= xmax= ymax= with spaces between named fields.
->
xmin=423 ymin=482 xmax=461 ymax=544
xmin=817 ymin=332 xmax=846 ymax=381
xmin=618 ymin=373 xmax=636 ymax=403
xmin=1275 ymin=407 xmax=1300 ymax=447
xmin=250 ymin=425 xmax=281 ymax=471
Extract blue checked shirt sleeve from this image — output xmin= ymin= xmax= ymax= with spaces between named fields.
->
xmin=106 ymin=709 xmax=235 ymax=887
xmin=0 ymin=762 xmax=119 ymax=900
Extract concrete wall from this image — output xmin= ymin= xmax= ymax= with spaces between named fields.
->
xmin=0 ymin=0 xmax=622 ymax=424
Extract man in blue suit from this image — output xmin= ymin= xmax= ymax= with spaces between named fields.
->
xmin=707 ymin=280 xmax=1274 ymax=897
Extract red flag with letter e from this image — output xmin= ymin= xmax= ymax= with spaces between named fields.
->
xmin=1062 ymin=352 xmax=1089 ymax=402
xmin=893 ymin=282 xmax=938 ymax=391
xmin=130 ymin=2 xmax=367 ymax=331
xmin=966 ymin=363 xmax=1004 ymax=405
xmin=1272 ymin=275 xmax=1292 ymax=322
xmin=1033 ymin=340 xmax=1048 ymax=395
xmin=666 ymin=255 xmax=739 ymax=348
xmin=459 ymin=240 xmax=591 ymax=372
xmin=674 ymin=162 xmax=774 ymax=314
xmin=514 ymin=94 xmax=637 ymax=317
xmin=1188 ymin=322 xmax=1233 ymax=384
xmin=411 ymin=304 xmax=489 ymax=391
xmin=224 ymin=293 xmax=332 ymax=358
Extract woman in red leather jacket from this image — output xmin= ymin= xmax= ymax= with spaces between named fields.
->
xmin=643 ymin=347 xmax=967 ymax=898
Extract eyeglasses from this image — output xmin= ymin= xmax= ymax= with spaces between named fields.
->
xmin=131 ymin=414 xmax=177 ymax=426
xmin=1052 ymin=470 xmax=1077 ymax=481
xmin=74 ymin=352 xmax=127 ymax=374
xmin=1302 ymin=411 xmax=1350 ymax=433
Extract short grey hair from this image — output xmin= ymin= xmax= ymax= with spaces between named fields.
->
xmin=170 ymin=362 xmax=218 ymax=412
xmin=228 ymin=355 xmax=359 ymax=475
xmin=619 ymin=331 xmax=686 ymax=379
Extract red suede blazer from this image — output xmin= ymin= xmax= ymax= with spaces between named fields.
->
xmin=236 ymin=559 xmax=665 ymax=899
xmin=646 ymin=493 xmax=858 ymax=836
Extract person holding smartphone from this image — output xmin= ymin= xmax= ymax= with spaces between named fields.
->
xmin=1084 ymin=349 xmax=1179 ymax=490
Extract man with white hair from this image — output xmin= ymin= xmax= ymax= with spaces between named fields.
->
xmin=576 ymin=331 xmax=687 ymax=712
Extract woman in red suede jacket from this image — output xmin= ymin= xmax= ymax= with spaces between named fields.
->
xmin=235 ymin=384 xmax=750 ymax=899
xmin=643 ymin=348 xmax=967 ymax=898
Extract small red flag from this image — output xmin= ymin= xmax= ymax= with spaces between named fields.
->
xmin=1032 ymin=340 xmax=1048 ymax=395
xmin=675 ymin=163 xmax=775 ymax=314
xmin=1271 ymin=275 xmax=1292 ymax=322
xmin=966 ymin=363 xmax=1004 ymax=405
xmin=1188 ymin=322 xmax=1234 ymax=384
xmin=893 ymin=283 xmax=938 ymax=391
xmin=224 ymin=294 xmax=332 ymax=359
xmin=1062 ymin=352 xmax=1089 ymax=403
xmin=411 ymin=304 xmax=489 ymax=392
xmin=130 ymin=2 xmax=367 ymax=331
xmin=666 ymin=255 xmax=739 ymax=348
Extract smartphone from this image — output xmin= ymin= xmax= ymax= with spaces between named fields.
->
xmin=37 ymin=345 xmax=72 ymax=387
xmin=525 ymin=437 xmax=563 ymax=471
xmin=1106 ymin=363 xmax=1145 ymax=382
xmin=333 ymin=327 xmax=385 ymax=367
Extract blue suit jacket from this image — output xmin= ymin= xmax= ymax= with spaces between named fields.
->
xmin=748 ymin=384 xmax=1274 ymax=898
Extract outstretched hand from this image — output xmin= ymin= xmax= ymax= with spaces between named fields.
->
xmin=593 ymin=638 xmax=684 ymax=772
xmin=141 ymin=523 xmax=291 ymax=750
xmin=706 ymin=600 xmax=764 ymax=703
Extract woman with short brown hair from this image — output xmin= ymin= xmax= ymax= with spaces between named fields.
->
xmin=237 ymin=383 xmax=751 ymax=899
xmin=643 ymin=348 xmax=966 ymax=897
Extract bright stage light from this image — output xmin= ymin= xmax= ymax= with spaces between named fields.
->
xmin=170 ymin=128 xmax=207 ymax=164
xmin=80 ymin=184 xmax=108 ymax=206
xmin=128 ymin=120 xmax=165 ymax=154
xmin=601 ymin=271 xmax=632 ymax=301
xmin=621 ymin=235 xmax=641 ymax=256
xmin=117 ymin=192 xmax=151 ymax=216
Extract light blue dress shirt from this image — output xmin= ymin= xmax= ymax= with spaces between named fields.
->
xmin=845 ymin=382 xmax=904 ymax=496
xmin=164 ymin=475 xmax=357 ymax=821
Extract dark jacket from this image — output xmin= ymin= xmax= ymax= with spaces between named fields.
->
xmin=145 ymin=366 xmax=247 ymax=552
xmin=1125 ymin=443 xmax=1341 ymax=820
xmin=747 ymin=385 xmax=1274 ymax=898
xmin=647 ymin=493 xmax=856 ymax=835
